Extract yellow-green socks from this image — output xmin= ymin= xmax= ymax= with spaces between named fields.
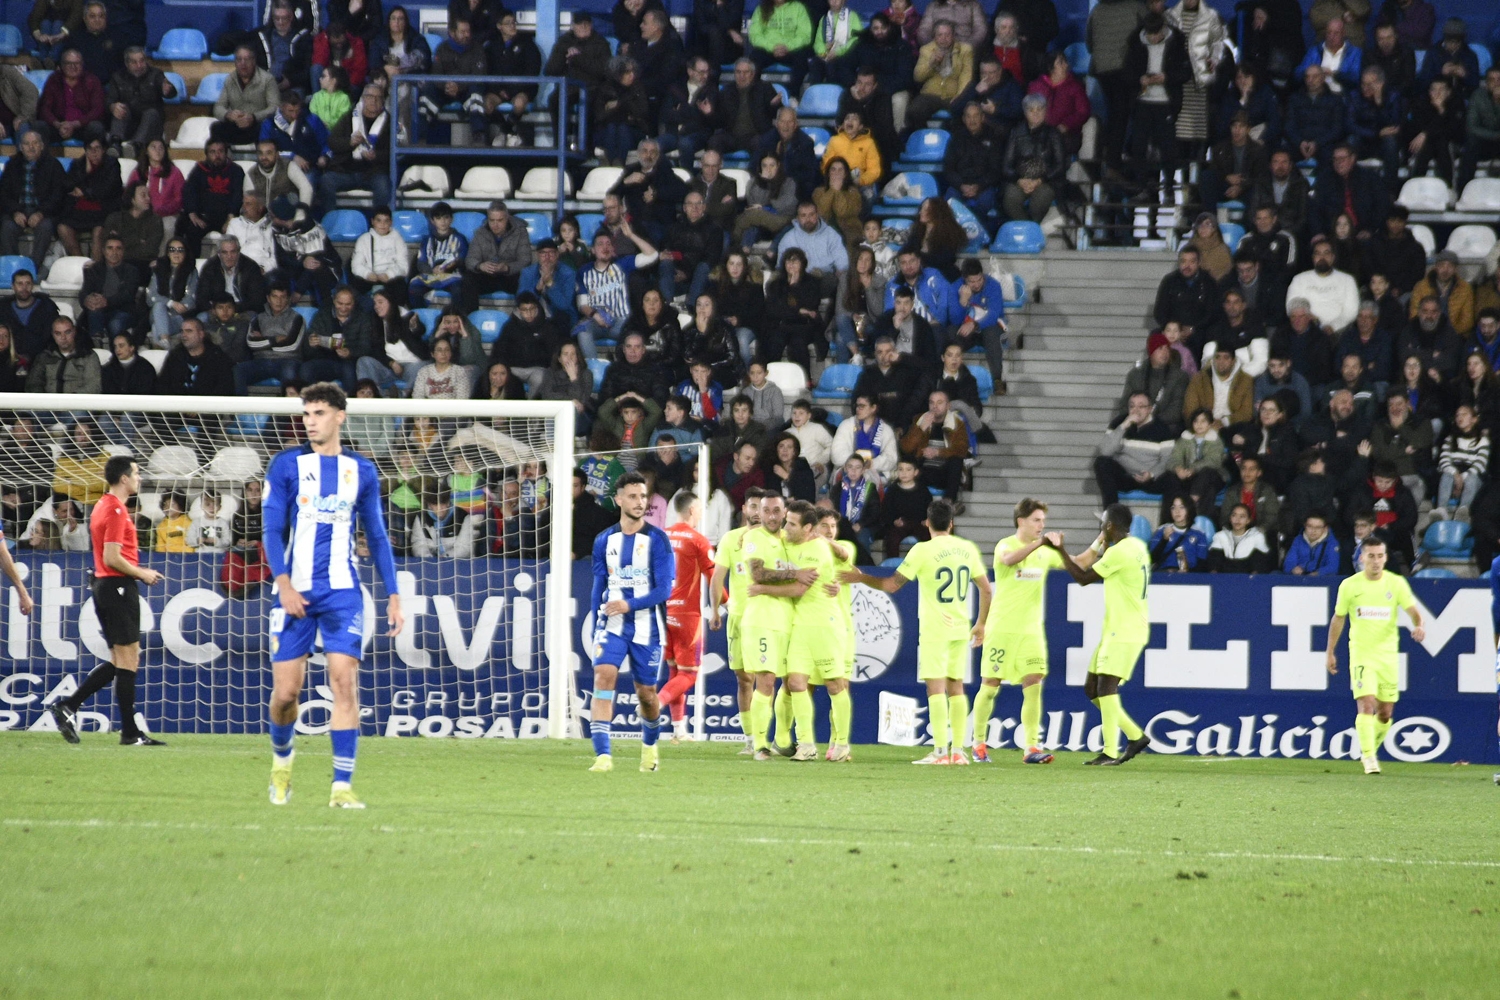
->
xmin=773 ymin=684 xmax=793 ymax=749
xmin=1356 ymin=713 xmax=1378 ymax=757
xmin=1374 ymin=716 xmax=1391 ymax=752
xmin=1020 ymin=682 xmax=1043 ymax=749
xmin=750 ymin=690 xmax=773 ymax=750
xmin=971 ymin=683 xmax=999 ymax=746
xmin=948 ymin=693 xmax=969 ymax=751
xmin=1097 ymin=694 xmax=1140 ymax=757
xmin=790 ymin=689 xmax=815 ymax=747
xmin=927 ymin=693 xmax=950 ymax=751
xmin=829 ymin=689 xmax=851 ymax=744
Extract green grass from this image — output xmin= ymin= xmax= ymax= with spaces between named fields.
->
xmin=1 ymin=735 xmax=1497 ymax=1000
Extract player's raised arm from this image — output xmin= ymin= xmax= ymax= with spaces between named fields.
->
xmin=1044 ymin=531 xmax=1104 ymax=586
xmin=840 ymin=566 xmax=906 ymax=593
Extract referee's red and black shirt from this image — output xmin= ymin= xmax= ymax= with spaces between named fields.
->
xmin=91 ymin=493 xmax=138 ymax=577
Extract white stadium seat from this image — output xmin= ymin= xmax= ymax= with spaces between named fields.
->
xmin=1396 ymin=177 xmax=1452 ymax=212
xmin=401 ymin=165 xmax=452 ymax=199
xmin=515 ymin=167 xmax=572 ymax=200
xmin=170 ymin=116 xmax=217 ymax=150
xmin=577 ymin=166 xmax=622 ymax=202
xmin=453 ymin=166 xmax=513 ymax=200
xmin=145 ymin=445 xmax=202 ymax=478
xmin=1410 ymin=224 xmax=1436 ymax=256
xmin=41 ymin=256 xmax=90 ymax=293
xmin=1446 ymin=225 xmax=1498 ymax=260
xmin=208 ymin=446 xmax=264 ymax=480
xmin=765 ymin=361 xmax=809 ymax=401
xmin=1455 ymin=178 xmax=1500 ymax=212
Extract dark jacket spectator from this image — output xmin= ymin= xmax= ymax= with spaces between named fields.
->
xmin=101 ymin=346 xmax=158 ymax=394
xmin=1396 ymin=312 xmax=1464 ymax=383
xmin=756 ymin=121 xmax=820 ymax=201
xmin=1001 ymin=116 xmax=1066 ymax=183
xmin=1362 ymin=224 xmax=1428 ymax=297
xmin=1123 ymin=22 xmax=1191 ymax=114
xmin=182 ymin=158 xmax=246 ymax=227
xmin=1154 ymin=261 xmax=1219 ymax=333
xmin=0 ymin=287 xmax=62 ymax=361
xmin=26 ymin=335 xmax=102 ymax=394
xmin=79 ymin=257 xmax=142 ymax=315
xmin=158 ymin=337 xmax=236 ymax=397
xmin=943 ymin=117 xmax=1005 ymax=191
xmin=38 ymin=64 xmax=106 ymax=135
xmin=1284 ymin=80 xmax=1349 ymax=157
xmin=543 ymin=21 xmax=614 ymax=91
xmin=852 ymin=352 xmax=924 ymax=427
xmin=1313 ymin=160 xmax=1388 ymax=238
xmin=198 ymin=254 xmax=268 ymax=315
xmin=598 ymin=351 xmax=668 ymax=405
xmin=254 ymin=19 xmax=315 ymax=88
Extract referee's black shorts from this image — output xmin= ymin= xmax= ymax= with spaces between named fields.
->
xmin=92 ymin=576 xmax=141 ymax=648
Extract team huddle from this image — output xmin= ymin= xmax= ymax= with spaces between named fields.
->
xmin=12 ymin=382 xmax=1436 ymax=799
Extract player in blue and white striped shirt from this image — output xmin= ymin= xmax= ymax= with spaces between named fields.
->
xmin=262 ymin=382 xmax=403 ymax=809
xmin=588 ymin=472 xmax=675 ymax=773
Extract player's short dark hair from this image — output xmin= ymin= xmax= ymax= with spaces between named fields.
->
xmin=817 ymin=507 xmax=840 ymax=523
xmin=1103 ymin=503 xmax=1133 ymax=535
xmin=301 ymin=381 xmax=347 ymax=411
xmin=927 ymin=497 xmax=955 ymax=531
xmin=743 ymin=486 xmax=768 ymax=502
xmin=758 ymin=491 xmax=785 ymax=507
xmin=1362 ymin=535 xmax=1387 ymax=549
xmin=672 ymin=489 xmax=697 ymax=515
xmin=1014 ymin=497 xmax=1048 ymax=524
xmin=104 ymin=455 xmax=137 ymax=486
xmin=786 ymin=499 xmax=817 ymax=525
xmin=615 ymin=471 xmax=647 ymax=493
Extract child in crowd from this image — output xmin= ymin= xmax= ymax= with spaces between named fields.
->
xmin=155 ymin=492 xmax=195 ymax=553
xmin=190 ymin=492 xmax=234 ymax=552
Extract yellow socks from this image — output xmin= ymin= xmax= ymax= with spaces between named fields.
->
xmin=1020 ymin=682 xmax=1043 ymax=748
xmin=927 ymin=693 xmax=950 ymax=752
xmin=790 ymin=689 xmax=815 ymax=746
xmin=972 ymin=684 xmax=999 ymax=746
xmin=1374 ymin=716 xmax=1392 ymax=752
xmin=1356 ymin=713 xmax=1378 ymax=757
xmin=750 ymin=690 xmax=773 ymax=750
xmin=773 ymin=685 xmax=793 ymax=749
xmin=948 ymin=693 xmax=969 ymax=751
xmin=1097 ymin=694 xmax=1140 ymax=757
xmin=829 ymin=690 xmax=851 ymax=744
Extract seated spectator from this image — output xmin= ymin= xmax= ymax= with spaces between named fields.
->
xmin=739 ymin=360 xmax=784 ymax=427
xmin=1452 ymin=352 xmax=1500 ymax=438
xmin=0 ymin=132 xmax=66 ymax=273
xmin=105 ymin=45 xmax=175 ymax=154
xmin=824 ymin=111 xmax=884 ymax=197
xmin=233 ymin=281 xmax=304 ymax=393
xmin=900 ymin=388 xmax=970 ymax=504
xmin=853 ymin=336 xmax=924 ymax=429
xmin=213 ymin=45 xmax=279 ymax=146
xmin=1347 ymin=66 xmax=1403 ymax=189
xmin=1403 ymin=77 xmax=1465 ymax=186
xmin=1398 ymin=294 xmax=1464 ymax=384
xmin=72 ymin=0 xmax=128 ymax=85
xmin=1369 ymin=391 xmax=1435 ymax=502
xmin=1217 ymin=64 xmax=1280 ymax=148
xmin=813 ymin=159 xmax=865 ymax=262
xmin=828 ymin=452 xmax=881 ymax=548
xmin=1119 ymin=332 xmax=1191 ymax=435
xmin=943 ymin=102 xmax=1006 ymax=227
xmin=320 ymin=85 xmax=392 ymax=213
xmin=785 ymin=399 xmax=833 ymax=479
xmin=0 ymin=65 xmax=40 ymax=146
xmin=176 ymin=139 xmax=246 ymax=259
xmin=1255 ymin=352 xmax=1314 ymax=425
xmin=903 ymin=197 xmax=969 ymax=282
xmin=0 ymin=271 xmax=60 ymax=364
xmin=591 ymin=55 xmax=651 ymax=167
xmin=419 ymin=17 xmax=486 ymax=145
xmin=1200 ymin=288 xmax=1269 ymax=377
xmin=734 ymin=154 xmax=798 ymax=250
xmin=674 ymin=365 xmax=722 ymax=431
xmin=410 ymin=335 xmax=473 ymax=400
xmin=225 ymin=191 xmax=277 ymax=274
xmin=1184 ymin=346 xmax=1254 ymax=432
xmin=490 ymin=292 xmax=562 ymax=398
xmin=1226 ymin=395 xmax=1300 ymax=491
xmin=1199 ymin=112 xmax=1269 ymax=215
xmin=1363 ymin=208 xmax=1427 ymax=301
xmin=709 ymin=394 xmax=767 ymax=465
xmin=348 ymin=205 xmax=409 ymax=305
xmin=268 ymin=195 xmax=340 ymax=305
xmin=1365 ymin=272 xmax=1407 ymax=333
xmin=143 ymin=239 xmax=196 ymax=348
xmin=101 ymin=182 xmax=164 ymax=273
xmin=79 ymin=236 xmax=142 ymax=343
xmin=1336 ymin=300 xmax=1395 ymax=383
xmin=879 ymin=457 xmax=930 ymax=557
xmin=1093 ymin=391 xmax=1175 ymax=505
xmin=36 ymin=48 xmax=106 ymax=147
xmin=311 ymin=19 xmax=368 ymax=94
xmin=713 ymin=252 xmax=765 ymax=366
xmin=612 ymin=137 xmax=688 ymax=244
xmin=1163 ymin=408 xmax=1227 ymax=522
xmin=1312 ymin=145 xmax=1387 ymax=243
xmin=1001 ymin=92 xmax=1064 ymax=224
xmin=569 ymin=467 xmax=615 ymax=558
xmin=1248 ymin=157 xmax=1310 ymax=248
xmin=1366 ymin=19 xmax=1416 ymax=93
xmin=1473 ymin=308 xmax=1500 ymax=371
xmin=1435 ymin=403 xmax=1489 ymax=519
xmin=1285 ymin=65 xmax=1348 ymax=168
xmin=463 ymin=200 xmax=537 ymax=312
xmin=884 ymin=248 xmax=955 ymax=344
xmin=204 ymin=292 xmax=251 ymax=353
xmin=778 ymin=201 xmax=849 ymax=300
xmin=411 ymin=485 xmax=481 ymax=558
xmin=572 ymin=225 xmax=657 ymax=359
xmin=832 ymin=393 xmax=899 ymax=481
xmin=946 ymin=258 xmax=1007 ymax=384
xmin=1274 ymin=298 xmax=1339 ymax=388
xmin=681 ymin=293 xmax=743 ymax=389
xmin=1029 ymin=48 xmax=1089 ymax=154
xmin=310 ymin=66 xmax=352 ymax=131
xmin=155 ymin=492 xmax=195 ymax=553
xmin=761 ymin=248 xmax=826 ymax=366
xmin=809 ymin=0 xmax=863 ymax=86
xmin=1419 ymin=18 xmax=1480 ymax=98
xmin=408 ymin=202 xmax=469 ymax=309
xmin=656 ymin=55 xmax=715 ymax=167
xmin=259 ymin=90 xmax=330 ymax=192
xmin=599 ymin=332 xmax=668 ymax=406
xmin=303 ymin=284 xmax=376 ymax=387
xmin=746 ymin=0 xmax=814 ymax=96
xmin=158 ymin=317 xmax=236 ymax=397
xmin=756 ymin=107 xmax=820 ymax=202
xmin=1345 ymin=458 xmax=1418 ymax=569
xmin=473 ymin=359 xmax=528 ymax=403
xmin=1287 ymin=238 xmax=1362 ymax=337
xmin=1187 ymin=214 xmax=1233 ymax=283
xmin=101 ymin=331 xmax=156 ymax=394
xmin=1160 ymin=320 xmax=1198 ymax=375
xmin=55 ymin=136 xmax=122 ymax=258
xmin=1297 ymin=15 xmax=1362 ymax=94
xmin=366 ymin=289 xmax=434 ymax=396
xmin=1207 ymin=503 xmax=1276 ymax=573
xmin=830 ymin=248 xmax=886 ymax=365
xmin=1458 ymin=68 xmax=1500 ymax=193
xmin=27 ymin=0 xmax=81 ymax=65
xmin=199 ymin=235 xmax=267 ymax=316
xmin=1410 ymin=250 xmax=1475 ymax=337
xmin=922 ymin=341 xmax=990 ymax=439
xmin=660 ymin=191 xmax=724 ymax=309
xmin=1149 ymin=495 xmax=1210 ymax=572
xmin=715 ymin=440 xmax=765 ymax=509
xmin=763 ymin=433 xmax=817 ymax=501
xmin=0 ymin=323 xmax=25 ymax=394
xmin=241 ymin=139 xmax=312 ymax=214
xmin=256 ymin=2 xmax=316 ymax=93
xmin=1154 ymin=247 xmax=1218 ymax=348
xmin=907 ymin=22 xmax=974 ymax=133
xmin=708 ymin=58 xmax=779 ymax=157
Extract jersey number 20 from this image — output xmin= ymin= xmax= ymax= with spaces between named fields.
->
xmin=935 ymin=566 xmax=971 ymax=604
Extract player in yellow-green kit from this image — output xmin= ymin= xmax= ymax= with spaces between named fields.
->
xmin=843 ymin=498 xmax=992 ymax=765
xmin=710 ymin=487 xmax=765 ymax=754
xmin=816 ymin=507 xmax=857 ymax=761
xmin=748 ymin=501 xmax=848 ymax=761
xmin=1325 ymin=537 xmax=1426 ymax=775
xmin=974 ymin=498 xmax=1064 ymax=764
xmin=740 ymin=494 xmax=814 ymax=760
xmin=1045 ymin=504 xmax=1153 ymax=765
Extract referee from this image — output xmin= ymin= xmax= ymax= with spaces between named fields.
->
xmin=50 ymin=456 xmax=166 ymax=746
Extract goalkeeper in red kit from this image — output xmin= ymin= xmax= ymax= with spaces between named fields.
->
xmin=660 ymin=490 xmax=717 ymax=744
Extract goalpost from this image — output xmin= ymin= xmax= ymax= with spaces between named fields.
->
xmin=0 ymin=392 xmax=578 ymax=741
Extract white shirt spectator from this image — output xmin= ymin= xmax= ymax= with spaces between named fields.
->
xmin=1286 ymin=267 xmax=1359 ymax=332
xmin=352 ymin=228 xmax=411 ymax=283
xmin=225 ymin=213 xmax=277 ymax=273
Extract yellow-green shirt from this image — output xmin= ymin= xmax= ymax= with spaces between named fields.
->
xmin=785 ymin=536 xmax=839 ymax=627
xmin=740 ymin=526 xmax=793 ymax=632
xmin=986 ymin=534 xmax=1063 ymax=636
xmin=1335 ymin=571 xmax=1414 ymax=668
xmin=714 ymin=526 xmax=750 ymax=620
xmin=1095 ymin=536 xmax=1151 ymax=645
xmin=830 ymin=539 xmax=855 ymax=636
xmin=896 ymin=534 xmax=986 ymax=643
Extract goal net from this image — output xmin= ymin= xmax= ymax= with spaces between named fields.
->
xmin=0 ymin=392 xmax=575 ymax=742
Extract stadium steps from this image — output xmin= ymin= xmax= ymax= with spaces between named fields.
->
xmin=967 ymin=249 xmax=1175 ymax=549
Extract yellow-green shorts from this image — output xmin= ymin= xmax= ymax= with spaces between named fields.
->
xmin=981 ymin=631 xmax=1049 ymax=682
xmin=1350 ymin=657 xmax=1399 ymax=702
xmin=727 ymin=615 xmax=744 ymax=672
xmin=790 ymin=619 xmax=844 ymax=682
xmin=918 ymin=636 xmax=970 ymax=681
xmin=1089 ymin=639 xmax=1145 ymax=683
xmin=743 ymin=625 xmax=790 ymax=677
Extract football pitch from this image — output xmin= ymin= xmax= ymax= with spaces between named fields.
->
xmin=2 ymin=735 xmax=1495 ymax=1000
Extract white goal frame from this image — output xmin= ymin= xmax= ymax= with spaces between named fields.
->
xmin=2 ymin=392 xmax=576 ymax=739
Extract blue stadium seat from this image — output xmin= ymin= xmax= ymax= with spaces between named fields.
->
xmin=293 ymin=305 xmax=318 ymax=326
xmin=968 ymin=364 xmax=994 ymax=402
xmin=452 ymin=211 xmax=486 ymax=240
xmin=232 ymin=413 xmax=270 ymax=435
xmin=413 ymin=308 xmax=442 ymax=338
xmin=424 ymin=32 xmax=445 ymax=53
xmin=798 ymin=84 xmax=842 ymax=119
xmin=587 ymin=358 xmax=610 ymax=386
xmin=575 ymin=212 xmax=605 ymax=244
xmin=162 ymin=72 xmax=188 ymax=105
xmin=1129 ymin=514 xmax=1153 ymax=541
xmin=1421 ymin=521 xmax=1473 ymax=559
xmin=0 ymin=255 xmax=34 ymax=286
xmin=469 ymin=309 xmax=508 ymax=345
xmin=800 ymin=126 xmax=830 ymax=157
xmin=321 ymin=209 xmax=368 ymax=241
xmin=1193 ymin=516 xmax=1216 ymax=538
xmin=1085 ymin=75 xmax=1106 ymax=124
xmin=191 ymin=73 xmax=227 ymax=106
xmin=25 ymin=70 xmax=52 ymax=94
xmin=722 ymin=151 xmax=751 ymax=168
xmin=393 ymin=210 xmax=429 ymax=243
xmin=0 ymin=24 xmax=23 ymax=57
xmin=811 ymin=363 xmax=861 ymax=402
xmin=992 ymin=220 xmax=1045 ymax=254
xmin=1118 ymin=490 xmax=1161 ymax=505
xmin=1474 ymin=44 xmax=1493 ymax=76
xmin=1065 ymin=41 xmax=1091 ymax=75
xmin=899 ymin=129 xmax=948 ymax=164
xmin=1221 ymin=222 xmax=1246 ymax=252
xmin=1414 ymin=567 xmax=1457 ymax=579
xmin=153 ymin=28 xmax=209 ymax=61
xmin=1001 ymin=273 xmax=1028 ymax=310
xmin=946 ymin=198 xmax=989 ymax=252
xmin=880 ymin=556 xmax=904 ymax=568
xmin=514 ymin=212 xmax=553 ymax=243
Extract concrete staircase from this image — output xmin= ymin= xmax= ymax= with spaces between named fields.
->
xmin=964 ymin=249 xmax=1176 ymax=549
